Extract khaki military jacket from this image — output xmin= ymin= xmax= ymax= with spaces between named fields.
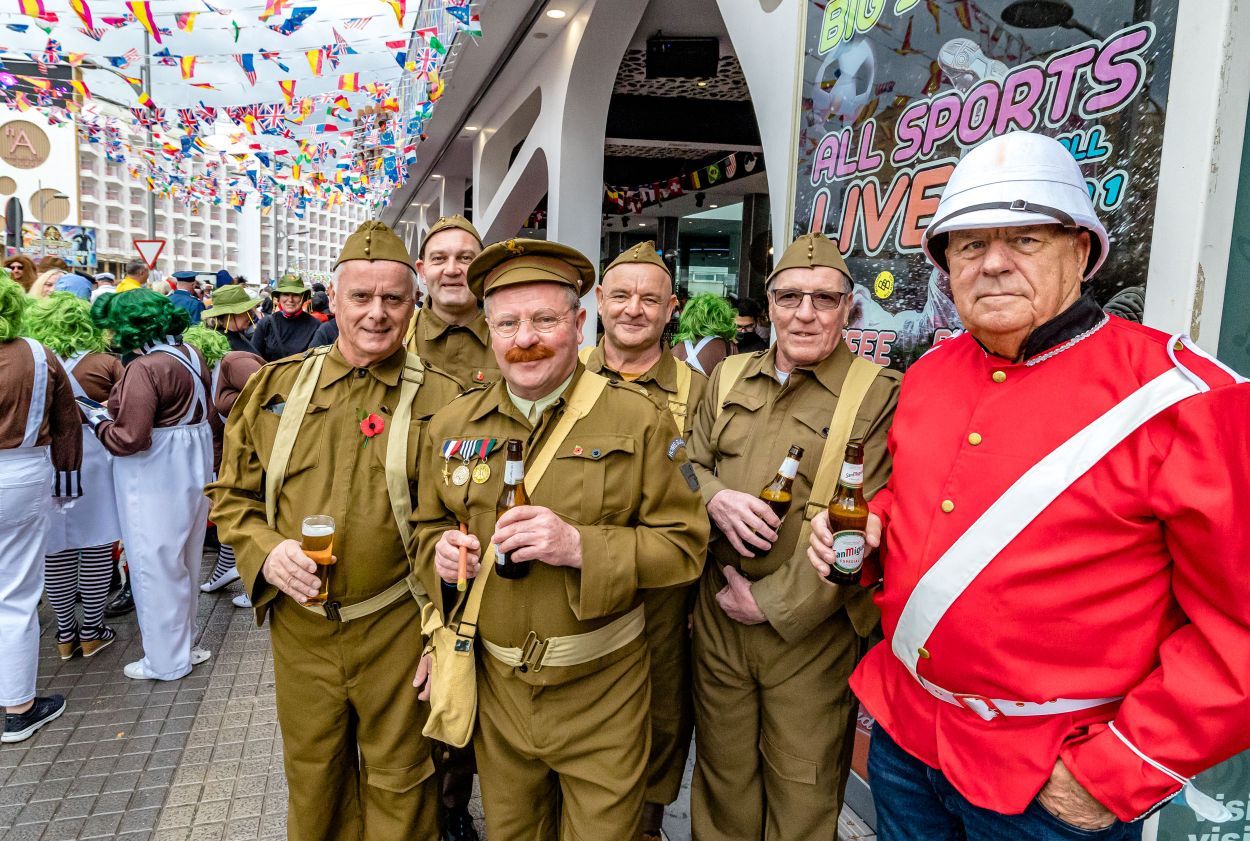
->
xmin=404 ymin=304 xmax=500 ymax=390
xmin=411 ymin=365 xmax=710 ymax=686
xmin=208 ymin=343 xmax=462 ymax=623
xmin=581 ymin=342 xmax=708 ymax=438
xmin=686 ymin=343 xmax=900 ymax=642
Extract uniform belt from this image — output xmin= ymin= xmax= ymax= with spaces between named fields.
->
xmin=481 ymin=603 xmax=645 ymax=674
xmin=916 ymin=674 xmax=1121 ymax=722
xmin=299 ymin=575 xmax=413 ymax=623
xmin=0 ymin=445 xmax=49 ymax=462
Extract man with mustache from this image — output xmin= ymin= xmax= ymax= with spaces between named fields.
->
xmin=209 ymin=222 xmax=461 ymax=841
xmin=685 ymin=232 xmax=900 ymax=840
xmin=580 ymin=241 xmax=707 ymax=841
xmin=406 ymin=215 xmax=499 ymax=391
xmin=412 ymin=238 xmax=709 ymax=841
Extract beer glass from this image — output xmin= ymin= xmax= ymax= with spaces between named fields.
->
xmin=301 ymin=515 xmax=336 ymax=606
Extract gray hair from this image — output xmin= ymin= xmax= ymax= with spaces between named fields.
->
xmin=483 ymin=285 xmax=581 ymax=316
xmin=331 ymin=260 xmax=419 ymax=293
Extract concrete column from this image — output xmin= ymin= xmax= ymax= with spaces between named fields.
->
xmin=438 ymin=176 xmax=467 ymax=219
xmin=738 ymin=192 xmax=772 ymax=302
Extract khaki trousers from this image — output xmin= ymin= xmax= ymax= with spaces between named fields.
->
xmin=475 ymin=643 xmax=651 ymax=841
xmin=691 ymin=565 xmax=861 ymax=841
xmin=271 ymin=595 xmax=438 ymax=841
xmin=642 ymin=585 xmax=695 ymax=806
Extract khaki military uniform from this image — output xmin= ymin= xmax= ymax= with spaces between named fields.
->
xmin=581 ymin=341 xmax=708 ymax=807
xmin=412 ymin=365 xmax=710 ymax=841
xmin=404 ymin=305 xmax=500 ymax=391
xmin=208 ymin=343 xmax=462 ymax=841
xmin=685 ymin=343 xmax=899 ymax=841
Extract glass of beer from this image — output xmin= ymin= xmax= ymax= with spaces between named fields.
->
xmin=301 ymin=515 xmax=335 ymax=606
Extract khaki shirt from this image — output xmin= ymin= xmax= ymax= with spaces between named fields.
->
xmin=208 ymin=343 xmax=462 ymax=623
xmin=581 ymin=342 xmax=708 ymax=438
xmin=404 ymin=304 xmax=500 ymax=391
xmin=412 ymin=365 xmax=710 ymax=686
xmin=686 ymin=343 xmax=900 ymax=642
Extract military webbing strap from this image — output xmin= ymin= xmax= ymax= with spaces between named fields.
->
xmin=578 ymin=346 xmax=693 ymax=430
xmin=265 ymin=345 xmax=330 ymax=529
xmin=713 ymin=353 xmax=754 ymax=421
xmin=453 ymin=371 xmax=611 ymax=641
xmin=385 ymin=355 xmax=426 ymax=549
xmin=799 ymin=356 xmax=883 ymax=527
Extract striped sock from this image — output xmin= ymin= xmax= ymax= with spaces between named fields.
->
xmin=78 ymin=543 xmax=115 ymax=640
xmin=44 ymin=549 xmax=81 ymax=642
xmin=210 ymin=544 xmax=236 ymax=582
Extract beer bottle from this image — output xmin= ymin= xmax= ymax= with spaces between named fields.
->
xmin=494 ymin=439 xmax=530 ymax=580
xmin=825 ymin=441 xmax=869 ymax=585
xmin=759 ymin=444 xmax=804 ymax=523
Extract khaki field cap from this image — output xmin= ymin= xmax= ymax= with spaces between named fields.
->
xmin=604 ymin=240 xmax=671 ymax=279
xmin=201 ymin=284 xmax=260 ymax=318
xmin=334 ymin=220 xmax=415 ymax=270
xmin=468 ymin=238 xmax=596 ymax=299
xmin=420 ymin=214 xmax=482 ymax=257
xmin=274 ymin=275 xmax=308 ymax=296
xmin=768 ymin=231 xmax=853 ymax=286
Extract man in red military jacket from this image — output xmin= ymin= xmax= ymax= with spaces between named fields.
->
xmin=808 ymin=131 xmax=1250 ymax=839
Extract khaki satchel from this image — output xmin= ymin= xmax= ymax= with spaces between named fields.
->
xmin=420 ymin=372 xmax=610 ymax=747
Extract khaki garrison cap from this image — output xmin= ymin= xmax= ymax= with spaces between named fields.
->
xmin=334 ymin=220 xmax=414 ymax=270
xmin=604 ymin=240 xmax=671 ymax=279
xmin=468 ymin=238 xmax=596 ymax=299
xmin=767 ymin=231 xmax=852 ymax=285
xmin=419 ymin=214 xmax=483 ymax=258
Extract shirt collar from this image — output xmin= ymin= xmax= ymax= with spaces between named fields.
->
xmin=584 ymin=340 xmax=679 ymax=393
xmin=319 ymin=343 xmax=407 ymax=388
xmin=972 ymin=293 xmax=1107 ymax=363
xmin=420 ymin=302 xmax=490 ymax=346
xmin=749 ymin=342 xmax=854 ymax=395
xmin=507 ymin=370 xmax=576 ymax=423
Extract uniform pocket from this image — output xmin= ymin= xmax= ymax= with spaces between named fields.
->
xmin=554 ymin=434 xmax=636 ymax=523
xmin=365 ymin=756 xmax=435 ymax=793
xmin=0 ymin=480 xmax=44 ymax=525
xmin=760 ymin=732 xmax=818 ymax=785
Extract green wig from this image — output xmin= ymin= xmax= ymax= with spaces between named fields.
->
xmin=21 ymin=292 xmax=108 ymax=358
xmin=0 ymin=273 xmax=24 ymax=343
xmin=672 ymin=293 xmax=738 ymax=344
xmin=92 ymin=289 xmax=191 ymax=353
xmin=182 ymin=324 xmax=230 ymax=367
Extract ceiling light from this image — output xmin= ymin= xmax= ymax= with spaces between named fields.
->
xmin=696 ymin=80 xmax=708 ymax=88
xmin=545 ymin=9 xmax=566 ymax=19
xmin=431 ymin=174 xmax=443 ymax=180
xmin=638 ymin=222 xmax=646 ymax=227
xmin=464 ymin=125 xmax=479 ymax=132
xmin=709 ymin=204 xmax=719 ymax=209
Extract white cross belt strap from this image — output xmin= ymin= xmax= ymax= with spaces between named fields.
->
xmin=893 ymin=340 xmax=1208 ymax=712
xmin=917 ymin=674 xmax=1120 ymax=722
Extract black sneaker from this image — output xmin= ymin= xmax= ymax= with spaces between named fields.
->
xmin=3 ymin=695 xmax=67 ymax=744
xmin=441 ymin=806 xmax=480 ymax=841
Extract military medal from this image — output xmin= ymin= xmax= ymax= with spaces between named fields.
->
xmin=472 ymin=438 xmax=499 ymax=484
xmin=453 ymin=439 xmax=480 ymax=486
xmin=441 ymin=439 xmax=462 ymax=486
xmin=451 ymin=462 xmax=471 ymax=486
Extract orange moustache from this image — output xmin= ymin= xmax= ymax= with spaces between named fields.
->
xmin=505 ymin=344 xmax=556 ymax=363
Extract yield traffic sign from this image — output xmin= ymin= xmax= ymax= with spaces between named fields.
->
xmin=133 ymin=239 xmax=166 ymax=269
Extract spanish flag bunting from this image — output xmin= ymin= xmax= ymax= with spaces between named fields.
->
xmin=179 ymin=55 xmax=196 ymax=80
xmin=137 ymin=90 xmax=156 ymax=109
xmin=337 ymin=72 xmax=359 ymax=92
xmin=19 ymin=74 xmax=52 ymax=91
xmin=66 ymin=52 xmax=87 ymax=66
xmin=279 ymin=79 xmax=296 ymax=105
xmin=190 ymin=82 xmax=216 ymax=90
xmin=380 ymin=0 xmax=404 ymax=26
xmin=305 ymin=48 xmax=323 ymax=76
xmin=258 ymin=0 xmax=287 ymax=21
xmin=69 ymin=0 xmax=92 ymax=29
xmin=127 ymin=1 xmax=161 ymax=44
xmin=17 ymin=0 xmax=44 ymax=19
xmin=176 ymin=11 xmax=196 ymax=31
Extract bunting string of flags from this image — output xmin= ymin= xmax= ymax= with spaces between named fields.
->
xmin=604 ymin=151 xmax=765 ymax=215
xmin=0 ymin=0 xmax=483 ymax=211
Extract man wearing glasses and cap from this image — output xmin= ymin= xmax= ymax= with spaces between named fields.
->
xmin=685 ymin=231 xmax=900 ymax=841
xmin=413 ymin=238 xmax=708 ymax=841
xmin=406 ymin=214 xmax=499 ymax=391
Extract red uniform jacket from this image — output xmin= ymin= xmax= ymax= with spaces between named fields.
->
xmin=851 ymin=314 xmax=1250 ymax=821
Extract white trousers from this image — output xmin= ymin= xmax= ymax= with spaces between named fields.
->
xmin=0 ymin=450 xmax=52 ymax=706
xmin=113 ymin=423 xmax=213 ymax=680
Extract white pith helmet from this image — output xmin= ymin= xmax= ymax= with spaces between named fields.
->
xmin=922 ymin=131 xmax=1110 ymax=280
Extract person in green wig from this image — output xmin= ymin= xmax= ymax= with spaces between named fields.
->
xmin=672 ymin=292 xmax=740 ymax=375
xmin=91 ymin=289 xmax=215 ymax=681
xmin=21 ymin=292 xmax=125 ymax=661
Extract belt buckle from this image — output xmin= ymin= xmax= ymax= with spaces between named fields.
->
xmin=952 ymin=692 xmax=1002 ymax=721
xmin=519 ymin=631 xmax=549 ymax=674
xmin=323 ymin=601 xmax=343 ymax=622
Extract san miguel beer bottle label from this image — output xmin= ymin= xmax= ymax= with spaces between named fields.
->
xmin=826 ymin=441 xmax=868 ymax=585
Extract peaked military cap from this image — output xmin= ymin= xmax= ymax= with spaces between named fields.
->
xmin=767 ymin=232 xmax=852 ymax=285
xmin=604 ymin=240 xmax=670 ymax=279
xmin=419 ymin=214 xmax=482 ymax=258
xmin=334 ymin=220 xmax=414 ymax=270
xmin=171 ymin=271 xmax=199 ymax=283
xmin=468 ymin=238 xmax=595 ymax=299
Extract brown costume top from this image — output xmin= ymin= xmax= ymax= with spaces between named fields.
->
xmin=68 ymin=352 xmax=124 ymax=405
xmin=412 ymin=365 xmax=710 ymax=686
xmin=580 ymin=342 xmax=707 ymax=438
xmin=685 ymin=343 xmax=900 ymax=641
xmin=96 ymin=344 xmax=211 ymax=457
xmin=404 ymin=304 xmax=499 ymax=391
xmin=0 ymin=338 xmax=82 ymax=493
xmin=208 ymin=343 xmax=462 ymax=621
xmin=208 ymin=349 xmax=265 ymax=469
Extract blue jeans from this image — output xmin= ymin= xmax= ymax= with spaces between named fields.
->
xmin=867 ymin=725 xmax=1144 ymax=841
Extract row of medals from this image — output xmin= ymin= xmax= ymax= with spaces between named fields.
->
xmin=442 ymin=438 xmax=501 ymax=486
